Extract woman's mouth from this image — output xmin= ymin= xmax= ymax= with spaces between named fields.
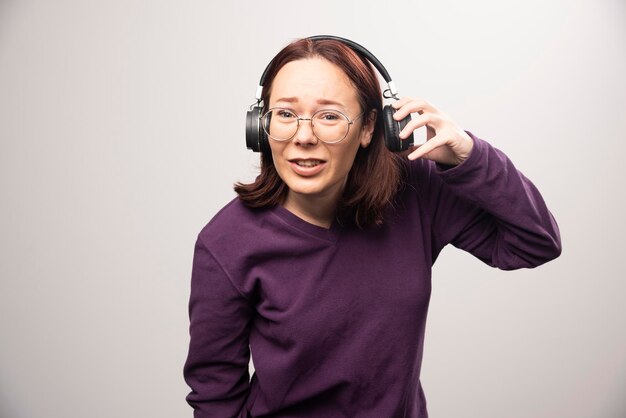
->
xmin=295 ymin=159 xmax=322 ymax=167
xmin=288 ymin=159 xmax=326 ymax=176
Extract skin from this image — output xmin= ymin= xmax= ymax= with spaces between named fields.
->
xmin=392 ymin=97 xmax=474 ymax=164
xmin=267 ymin=57 xmax=475 ymax=229
xmin=268 ymin=57 xmax=375 ymax=229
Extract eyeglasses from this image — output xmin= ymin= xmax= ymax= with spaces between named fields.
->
xmin=261 ymin=107 xmax=364 ymax=144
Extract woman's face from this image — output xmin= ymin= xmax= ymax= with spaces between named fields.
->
xmin=267 ymin=57 xmax=374 ymax=205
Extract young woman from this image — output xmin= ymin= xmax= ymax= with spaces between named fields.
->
xmin=183 ymin=36 xmax=562 ymax=418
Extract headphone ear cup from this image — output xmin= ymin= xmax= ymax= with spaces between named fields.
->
xmin=246 ymin=106 xmax=267 ymax=153
xmin=382 ymin=105 xmax=414 ymax=152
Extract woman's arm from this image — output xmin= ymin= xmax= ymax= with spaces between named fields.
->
xmin=183 ymin=236 xmax=253 ymax=417
xmin=394 ymin=96 xmax=561 ymax=269
xmin=422 ymin=131 xmax=562 ymax=269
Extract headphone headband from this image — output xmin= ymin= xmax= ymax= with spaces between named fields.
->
xmin=255 ymin=35 xmax=399 ymax=102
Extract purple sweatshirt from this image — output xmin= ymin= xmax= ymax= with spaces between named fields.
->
xmin=183 ymin=131 xmax=562 ymax=417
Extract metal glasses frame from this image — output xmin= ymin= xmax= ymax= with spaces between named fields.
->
xmin=261 ymin=107 xmax=365 ymax=144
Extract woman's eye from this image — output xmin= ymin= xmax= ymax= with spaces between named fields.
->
xmin=277 ymin=110 xmax=295 ymax=118
xmin=320 ymin=112 xmax=339 ymax=120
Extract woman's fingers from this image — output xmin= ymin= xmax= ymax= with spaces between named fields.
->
xmin=391 ymin=97 xmax=439 ymax=119
xmin=398 ymin=112 xmax=442 ymax=139
xmin=390 ymin=96 xmax=473 ymax=165
xmin=406 ymin=133 xmax=447 ymax=161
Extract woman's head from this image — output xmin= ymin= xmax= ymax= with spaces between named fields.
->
xmin=260 ymin=38 xmax=382 ymax=141
xmin=235 ymin=37 xmax=403 ymax=228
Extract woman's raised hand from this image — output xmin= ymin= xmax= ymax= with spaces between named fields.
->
xmin=391 ymin=96 xmax=474 ymax=166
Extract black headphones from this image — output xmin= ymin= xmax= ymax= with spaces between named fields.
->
xmin=245 ymin=35 xmax=414 ymax=153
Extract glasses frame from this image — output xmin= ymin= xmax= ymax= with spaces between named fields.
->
xmin=261 ymin=106 xmax=365 ymax=144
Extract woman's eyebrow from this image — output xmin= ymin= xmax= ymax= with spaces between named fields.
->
xmin=274 ymin=97 xmax=298 ymax=103
xmin=317 ymin=99 xmax=345 ymax=107
xmin=274 ymin=97 xmax=346 ymax=107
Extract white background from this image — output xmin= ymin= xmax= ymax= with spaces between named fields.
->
xmin=1 ymin=0 xmax=624 ymax=417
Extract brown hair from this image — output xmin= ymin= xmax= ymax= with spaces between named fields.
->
xmin=234 ymin=37 xmax=405 ymax=228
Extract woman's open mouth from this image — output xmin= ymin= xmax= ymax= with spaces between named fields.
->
xmin=288 ymin=159 xmax=326 ymax=176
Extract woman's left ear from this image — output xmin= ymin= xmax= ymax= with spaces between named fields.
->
xmin=359 ymin=109 xmax=377 ymax=148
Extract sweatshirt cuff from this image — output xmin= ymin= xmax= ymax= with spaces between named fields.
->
xmin=434 ymin=130 xmax=484 ymax=179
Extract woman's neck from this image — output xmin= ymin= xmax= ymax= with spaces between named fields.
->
xmin=282 ymin=190 xmax=340 ymax=229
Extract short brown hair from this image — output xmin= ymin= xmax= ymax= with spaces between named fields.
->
xmin=234 ymin=37 xmax=405 ymax=228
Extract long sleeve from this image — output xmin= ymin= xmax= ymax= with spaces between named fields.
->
xmin=420 ymin=130 xmax=562 ymax=270
xmin=183 ymin=235 xmax=253 ymax=418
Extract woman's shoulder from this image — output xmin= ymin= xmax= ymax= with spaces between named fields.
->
xmin=196 ymin=197 xmax=270 ymax=249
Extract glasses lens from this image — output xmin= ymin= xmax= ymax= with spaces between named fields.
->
xmin=262 ymin=109 xmax=298 ymax=141
xmin=312 ymin=110 xmax=350 ymax=143
xmin=261 ymin=108 xmax=351 ymax=143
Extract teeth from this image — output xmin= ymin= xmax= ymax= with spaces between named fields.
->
xmin=296 ymin=160 xmax=320 ymax=168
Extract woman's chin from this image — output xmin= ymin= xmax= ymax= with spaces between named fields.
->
xmin=285 ymin=183 xmax=325 ymax=197
xmin=284 ymin=179 xmax=348 ymax=204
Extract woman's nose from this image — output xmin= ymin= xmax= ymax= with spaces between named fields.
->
xmin=293 ymin=118 xmax=318 ymax=146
